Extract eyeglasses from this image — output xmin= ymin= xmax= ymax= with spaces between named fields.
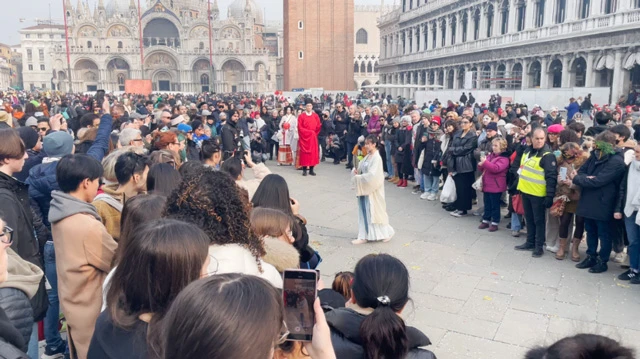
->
xmin=38 ymin=127 xmax=48 ymax=132
xmin=0 ymin=226 xmax=13 ymax=245
xmin=277 ymin=321 xmax=290 ymax=345
xmin=132 ymin=138 xmax=143 ymax=142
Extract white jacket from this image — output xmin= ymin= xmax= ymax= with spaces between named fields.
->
xmin=208 ymin=244 xmax=283 ymax=288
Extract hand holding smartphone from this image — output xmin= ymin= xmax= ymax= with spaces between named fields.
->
xmin=283 ymin=269 xmax=317 ymax=342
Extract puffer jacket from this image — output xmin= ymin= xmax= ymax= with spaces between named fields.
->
xmin=326 ymin=307 xmax=437 ymax=359
xmin=0 ymin=307 xmax=28 ymax=359
xmin=13 ymin=149 xmax=46 ymax=183
xmin=446 ymin=130 xmax=478 ymax=174
xmin=0 ymin=289 xmax=32 ymax=353
xmin=574 ymin=149 xmax=626 ymax=221
xmin=478 ymin=152 xmax=510 ymax=193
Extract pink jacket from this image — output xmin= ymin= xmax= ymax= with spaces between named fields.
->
xmin=478 ymin=152 xmax=510 ymax=193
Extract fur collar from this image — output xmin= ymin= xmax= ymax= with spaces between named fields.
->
xmin=262 ymin=236 xmax=300 ymax=273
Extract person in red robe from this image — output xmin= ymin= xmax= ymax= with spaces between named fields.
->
xmin=297 ymin=99 xmax=321 ymax=176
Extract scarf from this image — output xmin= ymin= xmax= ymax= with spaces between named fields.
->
xmin=427 ymin=127 xmax=443 ymax=139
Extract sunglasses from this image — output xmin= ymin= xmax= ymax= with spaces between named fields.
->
xmin=0 ymin=226 xmax=13 ymax=245
xmin=38 ymin=127 xmax=48 ymax=132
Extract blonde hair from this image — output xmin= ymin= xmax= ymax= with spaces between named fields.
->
xmin=492 ymin=137 xmax=508 ymax=152
xmin=101 ymin=146 xmax=148 ymax=183
xmin=250 ymin=207 xmax=294 ymax=238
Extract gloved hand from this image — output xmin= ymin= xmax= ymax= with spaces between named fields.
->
xmin=544 ymin=196 xmax=554 ymax=208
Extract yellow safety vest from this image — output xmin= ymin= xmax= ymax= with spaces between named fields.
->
xmin=517 ymin=150 xmax=551 ymax=197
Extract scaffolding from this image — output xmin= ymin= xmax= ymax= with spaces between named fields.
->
xmin=473 ymin=69 xmax=524 ymax=90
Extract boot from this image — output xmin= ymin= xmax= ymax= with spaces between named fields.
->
xmin=401 ymin=179 xmax=408 ymax=187
xmin=391 ymin=177 xmax=400 ymax=184
xmin=555 ymin=238 xmax=568 ymax=260
xmin=570 ymin=238 xmax=581 ymax=262
xmin=388 ymin=176 xmax=397 ymax=182
xmin=397 ymin=178 xmax=404 ymax=187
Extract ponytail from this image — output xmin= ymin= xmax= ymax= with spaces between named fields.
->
xmin=359 ymin=304 xmax=408 ymax=359
xmin=352 ymin=254 xmax=411 ymax=359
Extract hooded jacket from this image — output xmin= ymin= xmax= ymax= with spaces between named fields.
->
xmin=92 ymin=185 xmax=124 ymax=242
xmin=49 ymin=191 xmax=117 ymax=359
xmin=325 ymin=307 xmax=436 ymax=359
xmin=478 ymin=152 xmax=510 ymax=193
xmin=0 ymin=306 xmax=28 ymax=359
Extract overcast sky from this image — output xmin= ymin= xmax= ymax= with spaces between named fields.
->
xmin=0 ymin=0 xmax=395 ymax=45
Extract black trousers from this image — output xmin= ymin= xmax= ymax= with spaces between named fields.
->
xmin=522 ymin=193 xmax=546 ymax=249
xmin=453 ymin=172 xmax=475 ymax=211
xmin=378 ymin=144 xmax=388 ymax=173
xmin=318 ymin=136 xmax=327 ymax=159
xmin=268 ymin=140 xmax=279 ymax=160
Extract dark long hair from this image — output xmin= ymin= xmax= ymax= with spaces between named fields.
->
xmin=117 ymin=194 xmax=167 ymax=263
xmin=251 ymin=174 xmax=294 ymax=216
xmin=160 ymin=274 xmax=284 ymax=359
xmin=107 ymin=219 xmax=209 ymax=357
xmin=147 ymin=163 xmax=182 ymax=197
xmin=525 ymin=333 xmax=634 ymax=359
xmin=164 ymin=170 xmax=265 ymax=266
xmin=353 ymin=254 xmax=410 ymax=359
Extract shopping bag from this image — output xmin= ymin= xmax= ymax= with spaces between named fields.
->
xmin=440 ymin=176 xmax=457 ymax=203
xmin=471 ymin=174 xmax=483 ymax=191
xmin=512 ymin=194 xmax=524 ymax=215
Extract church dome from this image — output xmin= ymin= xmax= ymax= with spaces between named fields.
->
xmin=105 ymin=0 xmax=134 ymax=17
xmin=228 ymin=0 xmax=264 ymax=25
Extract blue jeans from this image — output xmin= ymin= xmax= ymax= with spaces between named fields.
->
xmin=625 ymin=212 xmax=640 ymax=271
xmin=483 ymin=192 xmax=501 ymax=224
xmin=511 ymin=212 xmax=523 ymax=231
xmin=44 ymin=242 xmax=67 ymax=354
xmin=416 ymin=169 xmax=424 ymax=191
xmin=384 ymin=141 xmax=393 ymax=176
xmin=585 ymin=218 xmax=612 ymax=263
xmin=27 ymin=323 xmax=38 ymax=359
xmin=422 ymin=174 xmax=439 ymax=194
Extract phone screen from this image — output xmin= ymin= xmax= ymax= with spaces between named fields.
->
xmin=283 ymin=269 xmax=317 ymax=341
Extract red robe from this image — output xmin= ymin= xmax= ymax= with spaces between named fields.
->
xmin=297 ymin=111 xmax=321 ymax=167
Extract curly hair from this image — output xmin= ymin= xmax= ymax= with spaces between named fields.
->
xmin=164 ymin=170 xmax=265 ymax=269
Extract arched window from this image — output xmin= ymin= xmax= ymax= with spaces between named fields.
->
xmin=367 ymin=62 xmax=373 ymax=73
xmin=356 ymin=28 xmax=368 ymax=44
xmin=199 ymin=41 xmax=204 ymax=49
xmin=360 ymin=63 xmax=366 ymax=73
xmin=87 ymin=41 xmax=92 ymax=48
xmin=117 ymin=73 xmax=125 ymax=85
xmin=200 ymin=73 xmax=209 ymax=85
xmin=117 ymin=41 xmax=123 ymax=49
xmin=354 ymin=63 xmax=359 ymax=73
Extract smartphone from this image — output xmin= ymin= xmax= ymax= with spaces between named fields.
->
xmin=559 ymin=167 xmax=568 ymax=181
xmin=283 ymin=269 xmax=317 ymax=342
xmin=480 ymin=151 xmax=486 ymax=158
xmin=95 ymin=90 xmax=105 ymax=107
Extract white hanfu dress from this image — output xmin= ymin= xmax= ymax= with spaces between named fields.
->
xmin=351 ymin=151 xmax=395 ymax=241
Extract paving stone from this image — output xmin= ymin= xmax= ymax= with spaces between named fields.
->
xmin=437 ymin=331 xmax=528 ymax=358
xmin=494 ymin=309 xmax=550 ymax=347
xmin=460 ymin=289 xmax=512 ymax=323
xmin=431 ymin=273 xmax=482 ymax=301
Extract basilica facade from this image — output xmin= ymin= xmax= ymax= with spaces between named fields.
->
xmin=378 ymin=0 xmax=640 ymax=104
xmin=51 ymin=0 xmax=276 ymax=93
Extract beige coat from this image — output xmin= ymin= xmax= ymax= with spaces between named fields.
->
xmin=92 ymin=185 xmax=124 ymax=241
xmin=351 ymin=151 xmax=390 ymax=225
xmin=236 ymin=162 xmax=271 ymax=199
xmin=49 ymin=192 xmax=117 ymax=359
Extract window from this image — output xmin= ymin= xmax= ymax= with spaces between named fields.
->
xmin=26 ymin=49 xmax=32 ymax=61
xmin=60 ymin=34 xmax=64 ymax=39
xmin=298 ymin=51 xmax=303 ymax=59
xmin=25 ymin=34 xmax=30 ymax=38
xmin=40 ymin=64 xmax=45 ymax=71
xmin=37 ymin=34 xmax=42 ymax=38
xmin=28 ymin=64 xmax=33 ymax=71
xmin=298 ymin=21 xmax=303 ymax=29
xmin=555 ymin=0 xmax=566 ymax=23
xmin=199 ymin=41 xmax=204 ymax=49
xmin=38 ymin=49 xmax=44 ymax=61
xmin=354 ymin=63 xmax=359 ymax=73
xmin=118 ymin=41 xmax=123 ymax=49
xmin=604 ymin=0 xmax=618 ymax=13
xmin=580 ymin=0 xmax=591 ymax=18
xmin=356 ymin=28 xmax=368 ymax=44
xmin=41 ymin=83 xmax=46 ymax=89
xmin=87 ymin=41 xmax=92 ymax=48
xmin=535 ymin=0 xmax=545 ymax=27
xmin=49 ymin=34 xmax=54 ymax=39
xmin=517 ymin=6 xmax=526 ymax=31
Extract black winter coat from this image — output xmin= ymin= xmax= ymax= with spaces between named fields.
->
xmin=13 ymin=150 xmax=45 ymax=183
xmin=333 ymin=110 xmax=349 ymax=135
xmin=0 ymin=307 xmax=28 ymax=359
xmin=346 ymin=119 xmax=366 ymax=143
xmin=394 ymin=128 xmax=412 ymax=164
xmin=418 ymin=136 xmax=443 ymax=176
xmin=0 ymin=289 xmax=32 ymax=352
xmin=446 ymin=130 xmax=478 ymax=174
xmin=326 ymin=308 xmax=437 ymax=359
xmin=412 ymin=124 xmax=427 ymax=167
xmin=574 ymin=149 xmax=626 ymax=221
xmin=221 ymin=120 xmax=239 ymax=160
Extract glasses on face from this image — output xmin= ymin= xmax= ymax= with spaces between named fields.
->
xmin=132 ymin=138 xmax=143 ymax=142
xmin=38 ymin=127 xmax=48 ymax=132
xmin=277 ymin=321 xmax=290 ymax=345
xmin=0 ymin=226 xmax=13 ymax=245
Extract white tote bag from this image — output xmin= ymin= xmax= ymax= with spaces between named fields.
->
xmin=440 ymin=175 xmax=457 ymax=203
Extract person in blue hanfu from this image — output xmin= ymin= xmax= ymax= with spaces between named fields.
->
xmin=351 ymin=135 xmax=395 ymax=245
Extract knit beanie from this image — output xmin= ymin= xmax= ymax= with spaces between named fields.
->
xmin=43 ymin=132 xmax=74 ymax=158
xmin=17 ymin=127 xmax=39 ymax=149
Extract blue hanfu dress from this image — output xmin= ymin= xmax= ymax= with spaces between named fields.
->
xmin=351 ymin=151 xmax=395 ymax=241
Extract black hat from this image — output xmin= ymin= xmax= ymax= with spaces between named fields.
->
xmin=486 ymin=122 xmax=498 ymax=132
xmin=17 ymin=127 xmax=39 ymax=149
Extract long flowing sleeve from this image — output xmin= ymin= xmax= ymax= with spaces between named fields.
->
xmin=352 ymin=153 xmax=384 ymax=197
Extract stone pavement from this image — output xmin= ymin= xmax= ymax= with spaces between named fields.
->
xmin=267 ymin=160 xmax=640 ymax=359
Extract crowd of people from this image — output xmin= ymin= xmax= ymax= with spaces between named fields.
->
xmin=0 ymin=88 xmax=638 ymax=359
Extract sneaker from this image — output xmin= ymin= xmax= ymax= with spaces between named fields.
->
xmin=588 ymin=259 xmax=608 ymax=273
xmin=450 ymin=210 xmax=467 ymax=218
xmin=511 ymin=230 xmax=520 ymax=237
xmin=576 ymin=255 xmax=598 ymax=269
xmin=514 ymin=243 xmax=535 ymax=251
xmin=506 ymin=222 xmax=512 ymax=229
xmin=450 ymin=210 xmax=461 ymax=216
xmin=420 ymin=192 xmax=430 ymax=200
xmin=504 ymin=212 xmax=512 ymax=219
xmin=412 ymin=185 xmax=420 ymax=191
xmin=478 ymin=222 xmax=490 ymax=229
xmin=612 ymin=252 xmax=626 ymax=263
xmin=472 ymin=210 xmax=482 ymax=216
xmin=545 ymin=244 xmax=559 ymax=253
xmin=617 ymin=269 xmax=637 ymax=281
xmin=631 ymin=276 xmax=640 ymax=285
xmin=488 ymin=224 xmax=499 ymax=232
xmin=412 ymin=189 xmax=423 ymax=195
xmin=532 ymin=248 xmax=544 ymax=257
xmin=427 ymin=193 xmax=437 ymax=201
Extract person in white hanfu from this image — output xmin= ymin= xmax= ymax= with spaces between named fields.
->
xmin=351 ymin=135 xmax=395 ymax=245
xmin=279 ymin=106 xmax=298 ymax=160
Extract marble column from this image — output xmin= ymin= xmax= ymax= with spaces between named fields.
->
xmin=585 ymin=51 xmax=595 ymax=87
xmin=524 ymin=0 xmax=535 ymax=29
xmin=591 ymin=0 xmax=603 ymax=16
xmin=543 ymin=0 xmax=554 ymax=26
xmin=420 ymin=24 xmax=427 ymax=51
xmin=521 ymin=58 xmax=530 ymax=89
xmin=507 ymin=5 xmax=517 ymax=33
xmin=565 ymin=0 xmax=577 ymax=21
xmin=480 ymin=7 xmax=489 ymax=39
xmin=409 ymin=27 xmax=415 ymax=53
xmin=540 ymin=56 xmax=549 ymax=88
xmin=561 ymin=55 xmax=571 ymax=88
xmin=445 ymin=18 xmax=453 ymax=46
xmin=610 ymin=50 xmax=625 ymax=104
xmin=435 ymin=20 xmax=442 ymax=48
